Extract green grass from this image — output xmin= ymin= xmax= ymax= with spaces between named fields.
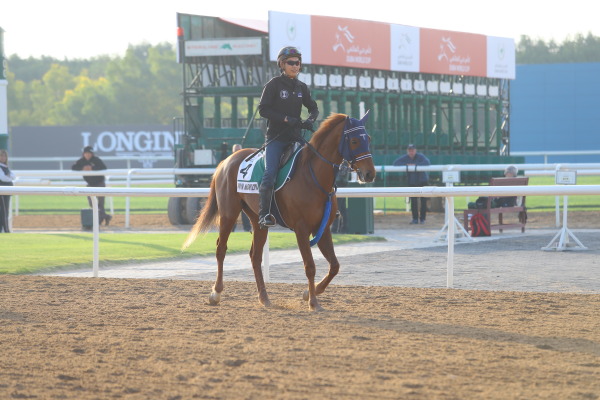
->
xmin=375 ymin=176 xmax=600 ymax=212
xmin=0 ymin=232 xmax=384 ymax=275
xmin=14 ymin=191 xmax=169 ymax=215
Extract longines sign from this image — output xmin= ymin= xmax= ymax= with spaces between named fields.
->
xmin=11 ymin=125 xmax=177 ymax=169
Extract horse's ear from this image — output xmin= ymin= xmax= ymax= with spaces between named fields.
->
xmin=360 ymin=109 xmax=371 ymax=124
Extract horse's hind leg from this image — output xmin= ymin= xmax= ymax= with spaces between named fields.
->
xmin=248 ymin=223 xmax=271 ymax=307
xmin=209 ymin=215 xmax=237 ymax=305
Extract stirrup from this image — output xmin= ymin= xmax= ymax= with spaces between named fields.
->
xmin=258 ymin=214 xmax=276 ymax=229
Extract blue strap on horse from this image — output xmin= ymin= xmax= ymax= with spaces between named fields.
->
xmin=309 ymin=192 xmax=334 ymax=247
xmin=302 ymin=113 xmax=372 ymax=247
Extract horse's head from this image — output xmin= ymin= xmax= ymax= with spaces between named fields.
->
xmin=338 ymin=110 xmax=376 ymax=183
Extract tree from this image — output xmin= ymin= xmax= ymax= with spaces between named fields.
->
xmin=516 ymin=32 xmax=600 ymax=64
xmin=6 ymin=43 xmax=182 ymax=126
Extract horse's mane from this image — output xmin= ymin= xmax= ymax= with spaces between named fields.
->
xmin=299 ymin=113 xmax=347 ymax=167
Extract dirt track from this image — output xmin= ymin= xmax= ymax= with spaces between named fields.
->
xmin=2 ymin=211 xmax=600 ymax=399
xmin=1 ymin=276 xmax=599 ymax=399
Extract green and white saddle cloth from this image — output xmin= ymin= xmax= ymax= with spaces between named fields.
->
xmin=237 ymin=148 xmax=302 ymax=193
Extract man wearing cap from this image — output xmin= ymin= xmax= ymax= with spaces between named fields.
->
xmin=72 ymin=146 xmax=112 ymax=225
xmin=393 ymin=144 xmax=431 ymax=224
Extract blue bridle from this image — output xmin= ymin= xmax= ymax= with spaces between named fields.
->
xmin=308 ymin=111 xmax=373 ymax=247
xmin=338 ymin=111 xmax=373 ymax=167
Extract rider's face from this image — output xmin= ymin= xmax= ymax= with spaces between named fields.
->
xmin=282 ymin=57 xmax=301 ymax=78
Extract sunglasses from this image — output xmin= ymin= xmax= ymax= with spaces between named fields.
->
xmin=285 ymin=60 xmax=301 ymax=66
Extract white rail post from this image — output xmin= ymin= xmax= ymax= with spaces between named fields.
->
xmin=91 ymin=196 xmax=100 ymax=277
xmin=447 ymin=196 xmax=455 ymax=288
xmin=125 ymin=170 xmax=132 ymax=228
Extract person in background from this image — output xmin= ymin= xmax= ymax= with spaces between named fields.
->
xmin=393 ymin=144 xmax=430 ymax=224
xmin=257 ymin=45 xmax=319 ymax=229
xmin=71 ymin=146 xmax=112 ymax=225
xmin=0 ymin=149 xmax=16 ymax=233
xmin=470 ymin=165 xmax=520 ymax=209
xmin=232 ymin=143 xmax=252 ymax=232
xmin=504 ymin=165 xmax=518 ymax=178
xmin=494 ymin=165 xmax=519 ymax=207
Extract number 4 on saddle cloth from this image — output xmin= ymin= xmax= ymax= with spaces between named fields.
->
xmin=236 ymin=143 xmax=303 ymax=228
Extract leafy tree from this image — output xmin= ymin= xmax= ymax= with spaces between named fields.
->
xmin=516 ymin=32 xmax=600 ymax=64
xmin=6 ymin=43 xmax=182 ymax=126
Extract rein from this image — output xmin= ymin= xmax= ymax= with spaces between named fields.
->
xmin=301 ymin=115 xmax=372 ymax=246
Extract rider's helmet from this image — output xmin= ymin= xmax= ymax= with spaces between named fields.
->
xmin=277 ymin=46 xmax=302 ymax=68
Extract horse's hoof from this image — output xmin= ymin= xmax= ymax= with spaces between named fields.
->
xmin=302 ymin=290 xmax=309 ymax=302
xmin=258 ymin=292 xmax=271 ymax=307
xmin=208 ymin=291 xmax=221 ymax=305
xmin=309 ymin=303 xmax=324 ymax=312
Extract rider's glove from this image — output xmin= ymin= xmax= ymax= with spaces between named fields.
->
xmin=286 ymin=117 xmax=299 ymax=127
xmin=300 ymin=119 xmax=314 ymax=131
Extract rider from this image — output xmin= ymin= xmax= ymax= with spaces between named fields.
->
xmin=257 ymin=46 xmax=319 ymax=229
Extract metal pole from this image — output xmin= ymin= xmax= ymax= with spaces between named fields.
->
xmin=447 ymin=196 xmax=455 ymax=288
xmin=126 ymin=170 xmax=132 ymax=228
xmin=555 ymin=196 xmax=561 ymax=227
xmin=91 ymin=196 xmax=100 ymax=277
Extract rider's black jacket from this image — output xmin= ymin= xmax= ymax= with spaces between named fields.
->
xmin=258 ymin=73 xmax=319 ymax=140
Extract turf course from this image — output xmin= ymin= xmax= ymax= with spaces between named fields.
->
xmin=1 ymin=232 xmax=384 ymax=275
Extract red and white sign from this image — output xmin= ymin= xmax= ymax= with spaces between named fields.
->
xmin=420 ymin=28 xmax=487 ymax=77
xmin=311 ymin=16 xmax=390 ymax=70
xmin=267 ymin=12 xmax=515 ymax=79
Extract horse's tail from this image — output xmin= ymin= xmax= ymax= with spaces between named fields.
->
xmin=181 ymin=177 xmax=219 ymax=250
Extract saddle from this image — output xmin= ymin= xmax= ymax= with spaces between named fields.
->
xmin=237 ymin=143 xmax=302 ymax=194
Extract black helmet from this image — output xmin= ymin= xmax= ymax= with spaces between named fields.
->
xmin=83 ymin=146 xmax=94 ymax=153
xmin=277 ymin=46 xmax=302 ymax=64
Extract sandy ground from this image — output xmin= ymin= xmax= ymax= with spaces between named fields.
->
xmin=1 ymin=277 xmax=599 ymax=399
xmin=2 ymin=211 xmax=600 ymax=399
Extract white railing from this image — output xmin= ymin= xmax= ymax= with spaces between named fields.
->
xmin=10 ymin=155 xmax=173 ymax=170
xmin=1 ymin=185 xmax=599 ymax=287
xmin=10 ymin=163 xmax=600 ymax=227
xmin=9 ymin=150 xmax=600 ymax=169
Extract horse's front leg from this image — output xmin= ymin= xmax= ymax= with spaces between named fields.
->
xmin=302 ymin=228 xmax=339 ymax=302
xmin=315 ymin=228 xmax=339 ymax=295
xmin=295 ymin=230 xmax=323 ymax=311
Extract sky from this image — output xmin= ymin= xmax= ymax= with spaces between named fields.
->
xmin=1 ymin=0 xmax=598 ymax=59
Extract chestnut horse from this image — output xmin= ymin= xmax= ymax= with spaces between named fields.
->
xmin=182 ymin=113 xmax=376 ymax=311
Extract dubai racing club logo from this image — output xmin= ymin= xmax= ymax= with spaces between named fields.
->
xmin=280 ymin=90 xmax=289 ymax=99
xmin=437 ymin=37 xmax=471 ymax=73
xmin=332 ymin=25 xmax=372 ymax=65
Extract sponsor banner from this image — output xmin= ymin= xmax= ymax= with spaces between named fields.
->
xmin=390 ymin=24 xmax=420 ymax=72
xmin=269 ymin=11 xmax=312 ymax=64
xmin=185 ymin=38 xmax=262 ymax=57
xmin=487 ymin=36 xmax=516 ymax=79
xmin=311 ymin=15 xmax=390 ymax=70
xmin=11 ymin=125 xmax=176 ymax=169
xmin=267 ymin=12 xmax=514 ymax=79
xmin=420 ymin=28 xmax=487 ymax=77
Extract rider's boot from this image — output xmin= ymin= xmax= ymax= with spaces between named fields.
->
xmin=258 ymin=186 xmax=276 ymax=229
